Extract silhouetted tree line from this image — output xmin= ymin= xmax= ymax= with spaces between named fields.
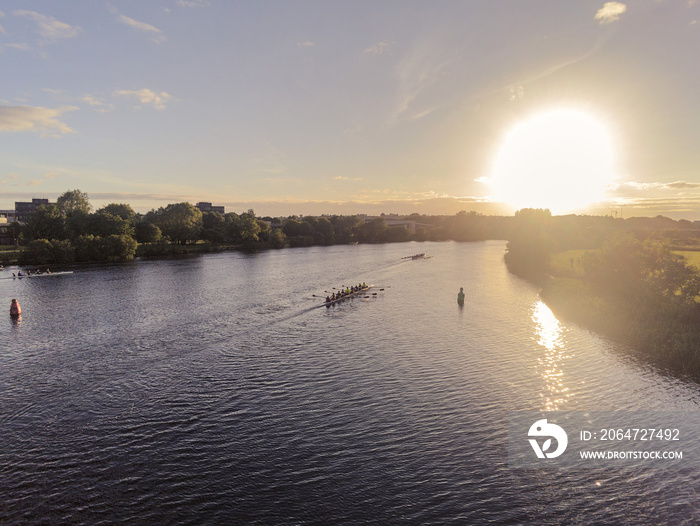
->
xmin=15 ymin=191 xmax=514 ymax=264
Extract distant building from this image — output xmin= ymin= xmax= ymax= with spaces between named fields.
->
xmin=14 ymin=198 xmax=50 ymax=223
xmin=0 ymin=214 xmax=17 ymax=245
xmin=0 ymin=210 xmax=17 ymax=222
xmin=195 ymin=202 xmax=225 ymax=214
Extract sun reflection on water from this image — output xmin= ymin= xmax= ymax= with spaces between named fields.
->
xmin=531 ymin=301 xmax=571 ymax=411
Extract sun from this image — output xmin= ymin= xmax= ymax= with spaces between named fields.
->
xmin=488 ymin=108 xmax=616 ymax=214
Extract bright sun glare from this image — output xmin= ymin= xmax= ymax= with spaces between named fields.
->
xmin=489 ymin=108 xmax=616 ymax=214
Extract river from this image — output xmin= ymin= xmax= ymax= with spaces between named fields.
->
xmin=1 ymin=241 xmax=698 ymax=524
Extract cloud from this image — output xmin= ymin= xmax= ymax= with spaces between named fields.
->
xmin=115 ymin=89 xmax=173 ymax=110
xmin=623 ymin=180 xmax=700 ymax=190
xmin=109 ymin=6 xmax=165 ymax=43
xmin=594 ymin=2 xmax=627 ymax=24
xmin=392 ymin=47 xmax=448 ymax=122
xmin=297 ymin=41 xmax=315 ymax=47
xmin=1 ymin=43 xmax=29 ymax=52
xmin=177 ymin=0 xmax=209 ymax=6
xmin=82 ymin=94 xmax=113 ymax=112
xmin=333 ymin=176 xmax=363 ymax=181
xmin=0 ymin=105 xmax=76 ymax=136
xmin=364 ymin=41 xmax=393 ymax=55
xmin=28 ymin=171 xmax=61 ymax=187
xmin=13 ymin=10 xmax=82 ymax=41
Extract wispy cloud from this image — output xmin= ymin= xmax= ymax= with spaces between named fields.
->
xmin=109 ymin=6 xmax=165 ymax=43
xmin=177 ymin=0 xmax=210 ymax=7
xmin=0 ymin=105 xmax=76 ymax=136
xmin=297 ymin=41 xmax=315 ymax=47
xmin=13 ymin=10 xmax=82 ymax=41
xmin=594 ymin=2 xmax=627 ymax=24
xmin=1 ymin=43 xmax=30 ymax=52
xmin=392 ymin=45 xmax=448 ymax=122
xmin=114 ymin=89 xmax=173 ymax=110
xmin=28 ymin=171 xmax=62 ymax=187
xmin=333 ymin=176 xmax=363 ymax=181
xmin=364 ymin=41 xmax=393 ymax=56
xmin=623 ymin=180 xmax=700 ymax=190
xmin=82 ymin=94 xmax=113 ymax=113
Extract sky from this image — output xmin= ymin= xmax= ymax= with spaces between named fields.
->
xmin=1 ymin=0 xmax=699 ymax=218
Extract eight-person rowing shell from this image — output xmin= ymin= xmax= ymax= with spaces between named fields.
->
xmin=324 ymin=283 xmax=371 ymax=306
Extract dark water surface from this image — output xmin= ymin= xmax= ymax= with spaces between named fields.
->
xmin=1 ymin=241 xmax=698 ymax=525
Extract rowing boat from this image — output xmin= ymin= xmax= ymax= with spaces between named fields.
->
xmin=321 ymin=285 xmax=373 ymax=307
xmin=0 ymin=271 xmax=74 ymax=281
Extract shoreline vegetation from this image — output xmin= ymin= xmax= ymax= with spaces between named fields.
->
xmin=5 ymin=190 xmax=700 ymax=376
xmin=504 ymin=208 xmax=700 ymax=377
xmin=2 ymin=189 xmax=515 ymax=267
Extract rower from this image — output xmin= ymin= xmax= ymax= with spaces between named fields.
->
xmin=326 ymin=296 xmax=331 ymax=303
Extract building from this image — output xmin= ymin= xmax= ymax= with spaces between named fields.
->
xmin=15 ymin=198 xmax=50 ymax=223
xmin=195 ymin=202 xmax=225 ymax=214
xmin=0 ymin=210 xmax=17 ymax=222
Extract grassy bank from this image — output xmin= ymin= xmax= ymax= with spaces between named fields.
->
xmin=0 ymin=245 xmax=21 ymax=265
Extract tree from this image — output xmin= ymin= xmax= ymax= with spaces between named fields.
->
xmin=23 ymin=204 xmax=66 ymax=241
xmin=19 ymin=239 xmax=75 ymax=265
xmin=357 ymin=217 xmax=387 ymax=243
xmin=98 ymin=203 xmax=136 ymax=223
xmin=74 ymin=234 xmax=137 ymax=262
xmin=134 ymin=222 xmax=162 ymax=243
xmin=146 ymin=203 xmax=203 ymax=244
xmin=503 ymin=208 xmax=554 ymax=278
xmin=201 ymin=211 xmax=226 ymax=244
xmin=57 ymin=189 xmax=92 ymax=216
xmin=89 ymin=210 xmax=135 ymax=238
xmin=239 ymin=215 xmax=261 ymax=246
xmin=268 ymin=228 xmax=286 ymax=248
xmin=582 ymin=235 xmax=700 ymax=306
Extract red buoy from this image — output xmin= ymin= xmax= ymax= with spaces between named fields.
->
xmin=10 ymin=299 xmax=21 ymax=317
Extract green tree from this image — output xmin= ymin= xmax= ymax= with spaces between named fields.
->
xmin=357 ymin=217 xmax=387 ymax=243
xmin=201 ymin=211 xmax=226 ymax=244
xmin=23 ymin=204 xmax=66 ymax=241
xmin=329 ymin=215 xmax=364 ymax=244
xmin=146 ymin=203 xmax=203 ymax=244
xmin=89 ymin=210 xmax=135 ymax=238
xmin=582 ymin=235 xmax=700 ymax=306
xmin=134 ymin=222 xmax=162 ymax=243
xmin=239 ymin=214 xmax=261 ymax=246
xmin=98 ymin=203 xmax=136 ymax=223
xmin=19 ymin=239 xmax=75 ymax=265
xmin=57 ymin=189 xmax=92 ymax=216
xmin=268 ymin=228 xmax=286 ymax=248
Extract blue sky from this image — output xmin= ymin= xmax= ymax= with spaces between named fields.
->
xmin=1 ymin=1 xmax=699 ymax=218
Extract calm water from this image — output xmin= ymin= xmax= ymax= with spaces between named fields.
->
xmin=1 ymin=241 xmax=699 ymax=525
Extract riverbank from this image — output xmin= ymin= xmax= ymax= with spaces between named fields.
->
xmin=514 ymin=244 xmax=700 ymax=377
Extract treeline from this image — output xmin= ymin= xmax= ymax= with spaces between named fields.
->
xmin=15 ymin=190 xmax=282 ymax=264
xmin=504 ymin=208 xmax=700 ymax=375
xmin=12 ymin=190 xmax=520 ymax=265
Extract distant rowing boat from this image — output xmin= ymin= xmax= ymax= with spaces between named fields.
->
xmin=321 ymin=285 xmax=373 ymax=307
xmin=0 ymin=271 xmax=74 ymax=281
